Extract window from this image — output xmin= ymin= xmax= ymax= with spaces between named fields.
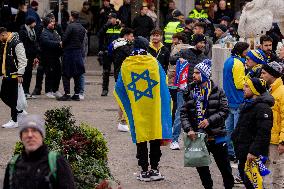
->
xmin=49 ymin=0 xmax=68 ymax=11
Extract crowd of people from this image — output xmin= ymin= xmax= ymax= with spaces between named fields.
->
xmin=0 ymin=0 xmax=284 ymax=188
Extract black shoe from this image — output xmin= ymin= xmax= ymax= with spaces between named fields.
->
xmin=137 ymin=171 xmax=151 ymax=182
xmin=101 ymin=90 xmax=108 ymax=96
xmin=149 ymin=169 xmax=164 ymax=181
xmin=32 ymin=89 xmax=41 ymax=95
xmin=71 ymin=94 xmax=80 ymax=101
xmin=57 ymin=94 xmax=71 ymax=101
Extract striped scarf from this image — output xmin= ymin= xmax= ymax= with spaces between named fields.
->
xmin=193 ymin=80 xmax=212 ymax=124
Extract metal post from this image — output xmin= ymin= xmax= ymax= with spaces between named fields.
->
xmin=58 ymin=0 xmax=62 ymax=24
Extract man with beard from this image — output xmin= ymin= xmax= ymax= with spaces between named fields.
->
xmin=259 ymin=35 xmax=278 ymax=62
xmin=180 ymin=59 xmax=234 ymax=189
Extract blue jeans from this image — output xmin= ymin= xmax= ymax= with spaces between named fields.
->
xmin=79 ymin=74 xmax=85 ymax=95
xmin=172 ymin=91 xmax=185 ymax=142
xmin=225 ymin=107 xmax=240 ymax=157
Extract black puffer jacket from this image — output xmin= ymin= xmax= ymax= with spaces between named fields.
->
xmin=232 ymin=92 xmax=274 ymax=159
xmin=40 ymin=28 xmax=62 ymax=59
xmin=180 ymin=81 xmax=229 ymax=137
xmin=3 ymin=145 xmax=75 ymax=189
xmin=172 ymin=48 xmax=208 ymax=83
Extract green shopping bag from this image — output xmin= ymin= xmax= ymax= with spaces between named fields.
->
xmin=183 ymin=132 xmax=211 ymax=167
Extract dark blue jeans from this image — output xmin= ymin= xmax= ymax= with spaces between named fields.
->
xmin=225 ymin=107 xmax=240 ymax=157
xmin=172 ymin=90 xmax=185 ymax=142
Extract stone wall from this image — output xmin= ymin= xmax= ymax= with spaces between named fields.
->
xmin=37 ymin=0 xmax=85 ymax=18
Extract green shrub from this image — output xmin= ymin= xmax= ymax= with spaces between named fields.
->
xmin=14 ymin=106 xmax=111 ymax=188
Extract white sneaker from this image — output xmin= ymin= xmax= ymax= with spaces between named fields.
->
xmin=118 ymin=123 xmax=129 ymax=132
xmin=53 ymin=91 xmax=62 ymax=98
xmin=79 ymin=94 xmax=84 ymax=100
xmin=170 ymin=141 xmax=180 ymax=150
xmin=2 ymin=120 xmax=18 ymax=128
xmin=45 ymin=92 xmax=56 ymax=98
xmin=18 ymin=110 xmax=28 ymax=119
xmin=25 ymin=93 xmax=37 ymax=99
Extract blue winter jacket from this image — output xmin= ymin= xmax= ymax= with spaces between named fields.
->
xmin=223 ymin=55 xmax=246 ymax=108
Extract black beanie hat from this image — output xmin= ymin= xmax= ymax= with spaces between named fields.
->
xmin=262 ymin=61 xmax=283 ymax=78
xmin=192 ymin=34 xmax=206 ymax=45
xmin=25 ymin=16 xmax=36 ymax=25
xmin=246 ymin=77 xmax=267 ymax=96
xmin=134 ymin=36 xmax=149 ymax=50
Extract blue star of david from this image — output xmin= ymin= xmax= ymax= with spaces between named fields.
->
xmin=127 ymin=69 xmax=159 ymax=101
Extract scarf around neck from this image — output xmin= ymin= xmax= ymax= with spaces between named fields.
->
xmin=193 ymin=80 xmax=212 ymax=124
xmin=24 ymin=24 xmax=36 ymax=42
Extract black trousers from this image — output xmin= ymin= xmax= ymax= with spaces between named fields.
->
xmin=102 ymin=54 xmax=113 ymax=91
xmin=0 ymin=78 xmax=18 ymax=122
xmin=238 ymin=158 xmax=255 ymax=189
xmin=22 ymin=58 xmax=34 ymax=94
xmin=34 ymin=64 xmax=45 ymax=93
xmin=196 ymin=141 xmax=234 ymax=189
xmin=62 ymin=75 xmax=81 ymax=95
xmin=136 ymin=139 xmax=162 ymax=172
xmin=169 ymin=88 xmax=177 ymax=125
xmin=45 ymin=58 xmax=61 ymax=93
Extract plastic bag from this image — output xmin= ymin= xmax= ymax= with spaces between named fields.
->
xmin=16 ymin=83 xmax=27 ymax=111
xmin=184 ymin=132 xmax=211 ymax=167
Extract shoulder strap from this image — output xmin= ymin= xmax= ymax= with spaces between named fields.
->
xmin=9 ymin=154 xmax=20 ymax=187
xmin=48 ymin=151 xmax=59 ymax=180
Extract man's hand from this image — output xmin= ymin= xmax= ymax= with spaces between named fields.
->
xmin=100 ymin=9 xmax=105 ymax=14
xmin=17 ymin=76 xmax=23 ymax=83
xmin=247 ymin=153 xmax=257 ymax=162
xmin=199 ymin=119 xmax=209 ymax=129
xmin=278 ymin=144 xmax=284 ymax=154
xmin=188 ymin=130 xmax=196 ymax=141
xmin=59 ymin=41 xmax=63 ymax=48
xmin=33 ymin=58 xmax=39 ymax=68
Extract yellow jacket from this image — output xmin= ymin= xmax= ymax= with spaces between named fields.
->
xmin=270 ymin=78 xmax=284 ymax=144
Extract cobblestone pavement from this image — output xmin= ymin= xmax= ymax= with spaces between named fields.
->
xmin=0 ymin=57 xmax=243 ymax=189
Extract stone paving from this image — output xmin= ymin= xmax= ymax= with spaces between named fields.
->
xmin=0 ymin=56 xmax=243 ymax=189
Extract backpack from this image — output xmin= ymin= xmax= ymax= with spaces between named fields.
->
xmin=9 ymin=151 xmax=59 ymax=187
